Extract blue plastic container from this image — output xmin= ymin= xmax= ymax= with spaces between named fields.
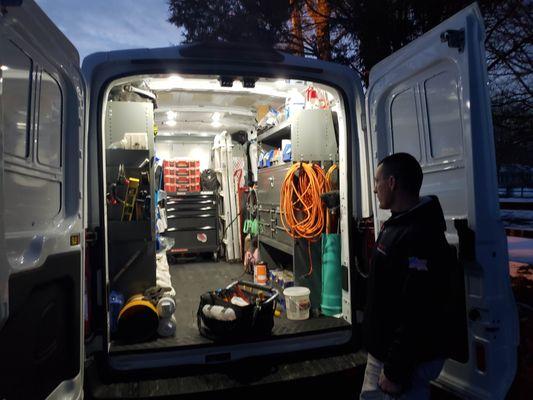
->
xmin=282 ymin=143 xmax=292 ymax=162
xmin=321 ymin=234 xmax=342 ymax=316
xmin=109 ymin=291 xmax=125 ymax=333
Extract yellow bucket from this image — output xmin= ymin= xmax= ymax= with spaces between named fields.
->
xmin=117 ymin=294 xmax=159 ymax=343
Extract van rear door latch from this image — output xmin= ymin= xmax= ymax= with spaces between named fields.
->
xmin=440 ymin=29 xmax=465 ymax=53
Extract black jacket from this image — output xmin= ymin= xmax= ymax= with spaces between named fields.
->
xmin=362 ymin=196 xmax=455 ymax=386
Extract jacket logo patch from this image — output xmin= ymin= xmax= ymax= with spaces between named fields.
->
xmin=408 ymin=257 xmax=428 ymax=271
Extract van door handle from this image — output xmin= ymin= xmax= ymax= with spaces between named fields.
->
xmin=469 ymin=308 xmax=499 ymax=333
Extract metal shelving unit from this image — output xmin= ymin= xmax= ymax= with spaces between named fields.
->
xmin=257 ymin=118 xmax=291 ymax=145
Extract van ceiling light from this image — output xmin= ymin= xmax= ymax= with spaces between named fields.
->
xmin=167 ymin=75 xmax=182 ymax=84
xmin=166 ymin=110 xmax=178 ymax=120
xmin=0 ymin=65 xmax=8 ymax=71
xmin=148 ymin=75 xmax=183 ymax=90
xmin=211 ymin=112 xmax=221 ymax=122
xmin=211 ymin=121 xmax=222 ymax=128
xmin=166 ymin=120 xmax=177 ymax=127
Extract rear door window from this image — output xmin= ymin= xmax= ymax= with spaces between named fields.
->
xmin=37 ymin=71 xmax=62 ymax=168
xmin=0 ymin=39 xmax=32 ymax=158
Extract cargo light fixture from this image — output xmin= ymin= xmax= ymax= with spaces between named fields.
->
xmin=166 ymin=110 xmax=178 ymax=120
xmin=148 ymin=74 xmax=183 ymax=90
xmin=211 ymin=112 xmax=222 ymax=128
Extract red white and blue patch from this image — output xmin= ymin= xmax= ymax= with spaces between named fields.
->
xmin=408 ymin=257 xmax=428 ymax=271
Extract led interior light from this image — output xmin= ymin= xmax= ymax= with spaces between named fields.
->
xmin=166 ymin=110 xmax=178 ymax=120
xmin=167 ymin=75 xmax=182 ymax=84
xmin=211 ymin=121 xmax=222 ymax=128
xmin=148 ymin=74 xmax=183 ymax=90
xmin=165 ymin=120 xmax=177 ymax=127
xmin=211 ymin=112 xmax=221 ymax=122
xmin=0 ymin=65 xmax=8 ymax=71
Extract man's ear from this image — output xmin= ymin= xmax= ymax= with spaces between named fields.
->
xmin=388 ymin=175 xmax=396 ymax=191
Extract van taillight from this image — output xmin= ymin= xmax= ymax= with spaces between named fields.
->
xmin=84 ymin=229 xmax=96 ymax=340
xmin=475 ymin=341 xmax=487 ymax=373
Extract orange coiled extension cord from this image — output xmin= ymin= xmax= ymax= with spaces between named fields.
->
xmin=280 ymin=162 xmax=328 ymax=240
xmin=280 ymin=162 xmax=338 ymax=276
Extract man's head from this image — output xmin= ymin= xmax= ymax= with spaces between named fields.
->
xmin=374 ymin=152 xmax=423 ymax=211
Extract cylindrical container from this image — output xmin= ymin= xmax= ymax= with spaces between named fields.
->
xmin=321 ymin=233 xmax=342 ymax=316
xmin=254 ymin=261 xmax=267 ymax=285
xmin=157 ymin=315 xmax=177 ymax=337
xmin=283 ymin=286 xmax=311 ymax=320
xmin=202 ymin=305 xmax=237 ymax=321
xmin=117 ymin=294 xmax=159 ymax=343
xmin=157 ymin=295 xmax=176 ymax=318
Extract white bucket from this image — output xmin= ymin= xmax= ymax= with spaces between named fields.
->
xmin=283 ymin=286 xmax=311 ymax=320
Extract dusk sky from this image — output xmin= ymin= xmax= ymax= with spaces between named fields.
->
xmin=35 ymin=0 xmax=183 ymax=63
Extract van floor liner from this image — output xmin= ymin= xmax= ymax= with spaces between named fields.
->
xmin=110 ymin=260 xmax=350 ymax=353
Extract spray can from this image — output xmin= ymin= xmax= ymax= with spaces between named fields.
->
xmin=157 ymin=295 xmax=176 ymax=318
xmin=157 ymin=315 xmax=177 ymax=337
xmin=254 ymin=261 xmax=267 ymax=285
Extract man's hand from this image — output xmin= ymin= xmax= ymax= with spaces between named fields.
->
xmin=378 ymin=371 xmax=402 ymax=395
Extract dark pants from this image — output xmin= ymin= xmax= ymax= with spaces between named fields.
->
xmin=359 ymin=354 xmax=445 ymax=400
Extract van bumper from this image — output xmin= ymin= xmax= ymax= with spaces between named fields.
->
xmin=85 ymin=350 xmax=367 ymax=398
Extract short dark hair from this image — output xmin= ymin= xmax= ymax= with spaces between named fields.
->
xmin=378 ymin=152 xmax=423 ymax=195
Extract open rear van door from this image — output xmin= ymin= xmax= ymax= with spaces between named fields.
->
xmin=0 ymin=1 xmax=85 ymax=399
xmin=366 ymin=4 xmax=518 ymax=399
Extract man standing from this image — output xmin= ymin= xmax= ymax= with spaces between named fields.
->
xmin=360 ymin=153 xmax=454 ymax=399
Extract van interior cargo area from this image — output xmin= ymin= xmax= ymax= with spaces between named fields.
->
xmin=110 ymin=260 xmax=351 ymax=353
xmin=103 ymin=73 xmax=352 ymax=352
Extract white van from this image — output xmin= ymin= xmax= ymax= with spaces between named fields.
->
xmin=0 ymin=1 xmax=518 ymax=399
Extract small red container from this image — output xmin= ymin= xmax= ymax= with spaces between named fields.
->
xmin=175 ymin=167 xmax=189 ymax=176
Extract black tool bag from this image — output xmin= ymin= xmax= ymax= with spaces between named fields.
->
xmin=197 ymin=281 xmax=278 ymax=342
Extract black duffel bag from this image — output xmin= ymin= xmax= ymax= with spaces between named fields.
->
xmin=197 ymin=280 xmax=278 ymax=342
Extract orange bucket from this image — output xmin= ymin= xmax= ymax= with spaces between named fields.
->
xmin=254 ymin=262 xmax=267 ymax=285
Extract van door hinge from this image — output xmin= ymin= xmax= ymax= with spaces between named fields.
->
xmin=0 ymin=0 xmax=21 ymax=15
xmin=440 ymin=29 xmax=465 ymax=52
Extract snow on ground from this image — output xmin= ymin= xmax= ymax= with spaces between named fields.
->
xmin=499 ymin=188 xmax=533 ymax=198
xmin=500 ymin=198 xmax=533 ymax=203
xmin=508 ymin=236 xmax=533 ymax=264
xmin=500 ymin=210 xmax=533 ymax=230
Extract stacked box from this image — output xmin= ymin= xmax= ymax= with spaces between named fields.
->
xmin=163 ymin=159 xmax=201 ymax=192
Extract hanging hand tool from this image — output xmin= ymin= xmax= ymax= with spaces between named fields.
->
xmin=121 ymin=177 xmax=140 ymax=221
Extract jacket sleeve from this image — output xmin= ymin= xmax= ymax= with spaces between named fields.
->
xmin=383 ymin=231 xmax=448 ymax=385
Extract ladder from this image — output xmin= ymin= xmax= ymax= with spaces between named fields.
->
xmin=213 ymin=132 xmax=241 ymax=261
xmin=121 ymin=177 xmax=140 ymax=221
